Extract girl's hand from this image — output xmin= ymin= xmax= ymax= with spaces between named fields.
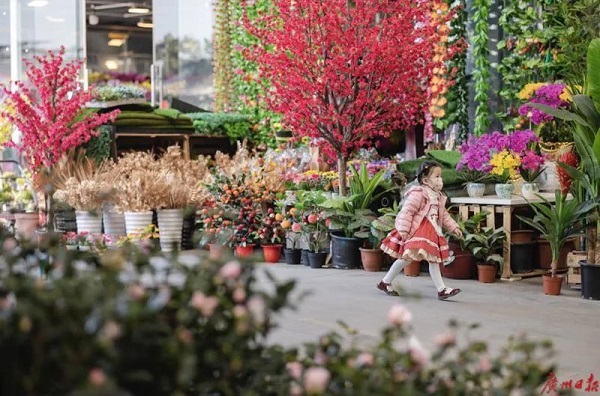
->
xmin=453 ymin=228 xmax=463 ymax=238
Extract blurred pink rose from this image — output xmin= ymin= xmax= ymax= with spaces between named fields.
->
xmin=387 ymin=303 xmax=413 ymax=326
xmin=89 ymin=368 xmax=107 ymax=386
xmin=303 ymin=367 xmax=331 ymax=394
xmin=219 ymin=261 xmax=242 ymax=279
xmin=286 ymin=361 xmax=304 ymax=380
xmin=190 ymin=291 xmax=219 ymax=316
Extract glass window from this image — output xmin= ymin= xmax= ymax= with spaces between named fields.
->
xmin=153 ymin=0 xmax=214 ymax=109
xmin=0 ymin=0 xmax=9 ymax=87
xmin=16 ymin=0 xmax=84 ymax=78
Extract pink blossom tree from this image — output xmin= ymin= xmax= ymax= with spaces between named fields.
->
xmin=1 ymin=47 xmax=119 ymax=230
xmin=243 ymin=0 xmax=449 ymax=195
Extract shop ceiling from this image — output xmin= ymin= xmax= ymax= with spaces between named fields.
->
xmin=86 ymin=0 xmax=152 ymax=30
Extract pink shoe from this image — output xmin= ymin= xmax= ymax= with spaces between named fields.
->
xmin=377 ymin=281 xmax=399 ymax=296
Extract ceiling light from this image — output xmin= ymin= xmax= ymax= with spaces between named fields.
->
xmin=128 ymin=6 xmax=150 ymax=14
xmin=137 ymin=20 xmax=153 ymax=28
xmin=27 ymin=0 xmax=48 ymax=7
xmin=108 ymin=32 xmax=128 ymax=47
xmin=108 ymin=39 xmax=126 ymax=47
xmin=105 ymin=60 xmax=119 ymax=70
xmin=88 ymin=13 xmax=99 ymax=25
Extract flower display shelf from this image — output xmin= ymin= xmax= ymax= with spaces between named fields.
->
xmin=450 ymin=193 xmax=572 ymax=281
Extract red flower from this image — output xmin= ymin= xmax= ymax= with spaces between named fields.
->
xmin=557 ymin=151 xmax=579 ymax=195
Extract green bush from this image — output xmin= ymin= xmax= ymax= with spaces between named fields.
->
xmin=82 ymin=125 xmax=113 ymax=163
xmin=0 ymin=231 xmax=557 ymax=395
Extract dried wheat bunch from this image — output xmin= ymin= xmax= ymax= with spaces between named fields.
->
xmin=114 ymin=169 xmax=167 ymax=212
xmin=53 ymin=177 xmax=111 ymax=211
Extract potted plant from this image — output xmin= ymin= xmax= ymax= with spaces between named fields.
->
xmin=229 ymin=204 xmax=260 ymax=258
xmin=528 ymin=38 xmax=600 ymax=299
xmin=320 ymin=164 xmax=391 ymax=269
xmin=457 ymin=170 xmax=494 ymax=198
xmin=442 ymin=211 xmax=489 ymax=280
xmin=465 ymin=226 xmax=506 ymax=283
xmin=358 ymin=202 xmax=400 ymax=272
xmin=517 ymin=191 xmax=594 ymax=295
xmin=255 ymin=207 xmax=286 ymax=263
xmin=0 ymin=47 xmax=119 ymax=232
xmin=304 ymin=211 xmax=330 ymax=269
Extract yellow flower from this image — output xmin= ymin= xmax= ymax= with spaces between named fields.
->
xmin=518 ymin=82 xmax=547 ymax=100
xmin=490 ymin=150 xmax=521 ymax=182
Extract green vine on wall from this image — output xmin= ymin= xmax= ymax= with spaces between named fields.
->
xmin=213 ymin=0 xmax=236 ymax=112
xmin=436 ymin=0 xmax=469 ymax=142
xmin=471 ymin=0 xmax=491 ymax=136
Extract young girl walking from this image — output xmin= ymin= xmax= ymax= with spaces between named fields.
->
xmin=378 ymin=161 xmax=463 ymax=300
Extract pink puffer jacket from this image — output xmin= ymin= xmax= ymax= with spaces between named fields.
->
xmin=394 ymin=185 xmax=459 ymax=240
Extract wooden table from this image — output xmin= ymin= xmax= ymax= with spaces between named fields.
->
xmin=450 ymin=193 xmax=561 ymax=281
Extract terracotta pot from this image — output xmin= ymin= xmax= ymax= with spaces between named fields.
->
xmin=14 ymin=212 xmax=40 ymax=240
xmin=537 ymin=238 xmax=574 ymax=270
xmin=441 ymin=253 xmax=476 ymax=279
xmin=477 ymin=263 xmax=497 ymax=283
xmin=543 ymin=274 xmax=564 ymax=296
xmin=403 ymin=260 xmax=421 ymax=277
xmin=262 ymin=244 xmax=283 ymax=263
xmin=511 ymin=230 xmax=535 ymax=244
xmin=235 ymin=244 xmax=255 ymax=258
xmin=359 ymin=248 xmax=384 ymax=272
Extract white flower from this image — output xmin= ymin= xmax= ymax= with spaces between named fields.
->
xmin=149 ymin=256 xmax=170 ymax=272
xmin=387 ymin=303 xmax=413 ymax=327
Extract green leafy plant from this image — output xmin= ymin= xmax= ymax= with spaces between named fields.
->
xmin=367 ymin=201 xmax=400 ymax=249
xmin=465 ymin=227 xmax=506 ymax=272
xmin=517 ymin=191 xmax=594 ymax=277
xmin=445 ymin=211 xmax=490 ymax=253
xmin=472 ymin=0 xmax=491 ymax=135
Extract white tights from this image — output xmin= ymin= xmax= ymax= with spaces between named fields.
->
xmin=382 ymin=259 xmax=449 ymax=292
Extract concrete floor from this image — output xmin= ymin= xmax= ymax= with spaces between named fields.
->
xmin=256 ymin=263 xmax=600 ymax=392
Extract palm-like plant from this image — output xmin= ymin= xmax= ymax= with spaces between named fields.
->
xmin=529 ymin=38 xmax=600 ymax=265
xmin=517 ymin=191 xmax=595 ymax=277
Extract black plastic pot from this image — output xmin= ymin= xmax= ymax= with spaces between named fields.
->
xmin=284 ymin=248 xmax=302 ymax=265
xmin=580 ymin=261 xmax=600 ymax=300
xmin=510 ymin=242 xmax=536 ymax=274
xmin=301 ymin=249 xmax=310 ymax=266
xmin=308 ymin=251 xmax=327 ymax=268
xmin=331 ymin=232 xmax=365 ymax=269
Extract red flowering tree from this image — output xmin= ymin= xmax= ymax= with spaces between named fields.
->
xmin=0 ymin=47 xmax=119 ymax=230
xmin=244 ymin=0 xmax=448 ymax=195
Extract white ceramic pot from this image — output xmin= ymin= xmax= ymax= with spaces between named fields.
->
xmin=521 ymin=182 xmax=540 ymax=200
xmin=75 ymin=210 xmax=103 ymax=234
xmin=157 ymin=209 xmax=184 ymax=252
xmin=538 ymin=161 xmax=561 ymax=192
xmin=124 ymin=211 xmax=154 ymax=236
xmin=103 ymin=206 xmax=126 ymax=240
xmin=495 ymin=183 xmax=514 ymax=199
xmin=466 ymin=182 xmax=486 ymax=198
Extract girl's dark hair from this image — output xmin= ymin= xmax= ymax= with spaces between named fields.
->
xmin=416 ymin=160 xmax=442 ymax=184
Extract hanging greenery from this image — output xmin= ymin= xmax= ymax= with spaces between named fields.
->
xmin=543 ymin=0 xmax=600 ymax=85
xmin=471 ymin=0 xmax=491 ymax=136
xmin=434 ymin=0 xmax=469 ymax=142
xmin=228 ymin=0 xmax=280 ymax=148
xmin=213 ymin=0 xmax=236 ymax=112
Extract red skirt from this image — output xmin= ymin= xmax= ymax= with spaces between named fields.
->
xmin=380 ymin=219 xmax=450 ymax=264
